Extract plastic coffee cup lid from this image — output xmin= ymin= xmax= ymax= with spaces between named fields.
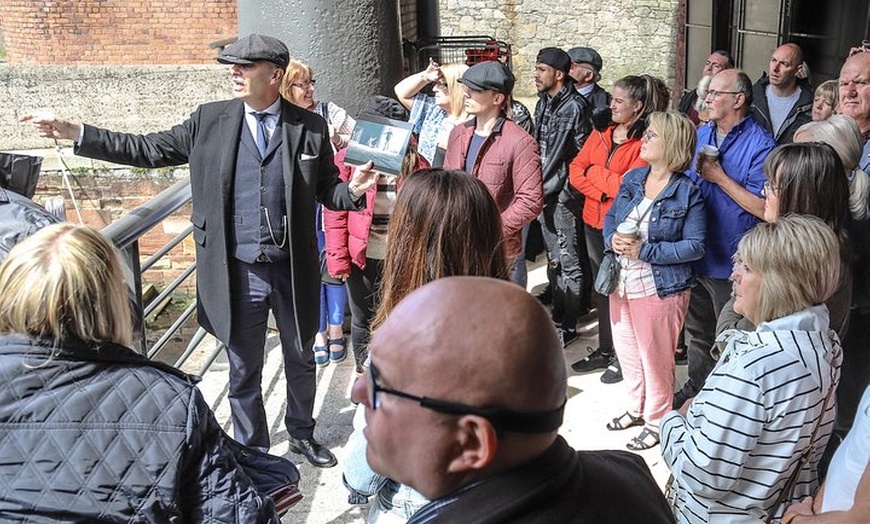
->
xmin=617 ymin=222 xmax=639 ymax=235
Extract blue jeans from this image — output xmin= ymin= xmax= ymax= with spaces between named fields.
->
xmin=318 ymin=282 xmax=347 ymax=332
xmin=511 ymin=224 xmax=530 ymax=288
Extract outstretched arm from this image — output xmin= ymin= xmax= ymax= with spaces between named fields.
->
xmin=20 ymin=111 xmax=82 ymax=142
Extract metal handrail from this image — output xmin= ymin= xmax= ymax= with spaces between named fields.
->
xmin=100 ymin=175 xmax=212 ymax=370
xmin=103 ymin=176 xmax=192 ymax=250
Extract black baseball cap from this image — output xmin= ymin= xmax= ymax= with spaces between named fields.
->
xmin=536 ymin=47 xmax=572 ymax=77
xmin=217 ymin=34 xmax=290 ymax=69
xmin=458 ymin=61 xmax=515 ymax=95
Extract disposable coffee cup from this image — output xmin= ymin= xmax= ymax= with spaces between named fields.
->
xmin=699 ymin=144 xmax=719 ymax=160
xmin=616 ymin=222 xmax=639 ymax=240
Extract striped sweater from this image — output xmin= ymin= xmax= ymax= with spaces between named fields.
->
xmin=661 ymin=305 xmax=842 ymax=523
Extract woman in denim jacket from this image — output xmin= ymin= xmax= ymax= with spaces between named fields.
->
xmin=603 ymin=111 xmax=706 ymax=450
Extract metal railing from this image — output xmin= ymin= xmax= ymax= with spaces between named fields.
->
xmin=101 ymin=176 xmax=225 ymax=375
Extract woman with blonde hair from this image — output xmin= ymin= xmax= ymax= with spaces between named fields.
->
xmin=569 ymin=74 xmax=670 ymax=383
xmin=394 ymin=59 xmax=469 ymax=166
xmin=603 ymin=111 xmax=706 ymax=450
xmin=280 ymin=57 xmax=355 ymax=364
xmin=795 ymin=115 xmax=870 ymax=437
xmin=662 ymin=214 xmax=842 ymax=523
xmin=794 ymin=115 xmax=870 ymax=221
xmin=0 ymin=224 xmax=279 ymax=522
xmin=811 ymin=79 xmax=839 ymax=121
xmin=280 ymin=58 xmax=356 ymax=150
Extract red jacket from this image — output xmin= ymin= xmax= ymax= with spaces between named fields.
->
xmin=323 ymin=148 xmax=429 ymax=274
xmin=569 ymin=125 xmax=646 ymax=230
xmin=444 ymin=116 xmax=543 ymax=259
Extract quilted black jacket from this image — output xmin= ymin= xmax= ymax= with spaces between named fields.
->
xmin=0 ymin=334 xmax=279 ymax=523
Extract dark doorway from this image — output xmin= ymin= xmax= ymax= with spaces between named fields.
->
xmin=682 ymin=0 xmax=870 ymax=91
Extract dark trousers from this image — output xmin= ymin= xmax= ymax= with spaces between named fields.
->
xmin=585 ymin=224 xmax=613 ymax=352
xmin=227 ymin=259 xmax=315 ymax=450
xmin=541 ymin=198 xmax=584 ymax=331
xmin=837 ymin=307 xmax=870 ymax=432
xmin=346 ymin=258 xmax=384 ymax=371
xmin=678 ymin=276 xmax=732 ymax=398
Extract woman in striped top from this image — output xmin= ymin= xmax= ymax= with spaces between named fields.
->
xmin=661 ymin=214 xmax=843 ymax=523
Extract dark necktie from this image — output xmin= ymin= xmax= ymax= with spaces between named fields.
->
xmin=253 ymin=112 xmax=269 ymax=157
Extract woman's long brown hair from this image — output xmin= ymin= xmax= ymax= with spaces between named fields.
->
xmin=372 ymin=169 xmax=509 ymax=330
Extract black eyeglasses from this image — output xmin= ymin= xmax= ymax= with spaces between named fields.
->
xmin=291 ymin=79 xmax=316 ymax=90
xmin=706 ymin=89 xmax=741 ymax=99
xmin=366 ymin=363 xmax=565 ymax=433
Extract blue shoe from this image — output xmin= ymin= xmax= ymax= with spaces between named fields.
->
xmin=314 ymin=345 xmax=330 ymax=367
xmin=328 ymin=337 xmax=347 ymax=363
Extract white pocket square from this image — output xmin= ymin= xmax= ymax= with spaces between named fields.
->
xmin=300 ymin=153 xmax=318 ymax=161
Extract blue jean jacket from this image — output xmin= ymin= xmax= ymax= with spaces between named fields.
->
xmin=603 ymin=166 xmax=706 ymax=297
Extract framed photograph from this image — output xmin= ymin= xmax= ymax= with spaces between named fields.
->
xmin=344 ymin=115 xmax=413 ymax=175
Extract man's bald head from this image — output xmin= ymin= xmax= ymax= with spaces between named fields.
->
xmin=359 ymin=277 xmax=567 ymax=499
xmin=839 ymin=52 xmax=870 ymax=132
xmin=373 ymin=276 xmax=566 ymax=412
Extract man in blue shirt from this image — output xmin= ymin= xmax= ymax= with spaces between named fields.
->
xmin=674 ymin=68 xmax=776 ymax=409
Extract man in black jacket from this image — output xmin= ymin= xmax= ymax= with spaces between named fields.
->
xmin=533 ymin=47 xmax=592 ymax=345
xmin=21 ymin=34 xmax=376 ymax=468
xmin=354 ymin=277 xmax=675 ymax=524
xmin=750 ymin=43 xmax=813 ymax=144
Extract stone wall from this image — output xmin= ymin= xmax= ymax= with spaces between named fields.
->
xmin=438 ymin=0 xmax=680 ymax=101
xmin=0 ymin=0 xmax=236 ymax=65
xmin=1 ymin=64 xmax=228 ymax=150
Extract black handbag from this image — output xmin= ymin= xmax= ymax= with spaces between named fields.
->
xmin=224 ymin=435 xmax=303 ymax=516
xmin=593 ymin=251 xmax=620 ymax=295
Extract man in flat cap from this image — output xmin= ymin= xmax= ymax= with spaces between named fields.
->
xmin=567 ymin=47 xmax=612 ymax=122
xmin=444 ymin=60 xmax=543 ymax=279
xmin=21 ymin=33 xmax=376 ymax=468
xmin=533 ymin=47 xmax=592 ymax=346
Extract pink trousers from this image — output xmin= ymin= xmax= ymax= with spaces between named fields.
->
xmin=609 ymin=290 xmax=690 ymax=430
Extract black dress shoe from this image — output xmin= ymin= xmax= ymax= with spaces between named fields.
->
xmin=288 ymin=436 xmax=337 ymax=468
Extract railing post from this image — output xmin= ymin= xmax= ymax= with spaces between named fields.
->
xmin=118 ymin=240 xmax=147 ymax=353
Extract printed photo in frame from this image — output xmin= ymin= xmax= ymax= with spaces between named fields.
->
xmin=344 ymin=115 xmax=413 ymax=175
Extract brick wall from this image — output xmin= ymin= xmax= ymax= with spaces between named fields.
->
xmin=0 ymin=0 xmax=236 ymax=64
xmin=35 ymin=169 xmax=196 ymax=293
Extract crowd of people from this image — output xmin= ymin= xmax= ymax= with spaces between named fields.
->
xmin=5 ymin=32 xmax=868 ymax=523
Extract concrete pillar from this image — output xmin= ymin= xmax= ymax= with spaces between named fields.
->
xmin=238 ymin=0 xmax=403 ymax=117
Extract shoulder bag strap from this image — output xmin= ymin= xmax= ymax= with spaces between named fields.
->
xmin=765 ymin=384 xmax=836 ymax=523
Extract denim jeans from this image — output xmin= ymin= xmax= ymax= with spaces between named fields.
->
xmin=540 ymin=198 xmax=583 ymax=331
xmin=510 ymin=224 xmax=530 ymax=288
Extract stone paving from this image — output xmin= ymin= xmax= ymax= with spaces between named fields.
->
xmin=190 ymin=259 xmax=687 ymax=523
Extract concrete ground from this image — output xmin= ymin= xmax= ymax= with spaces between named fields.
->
xmin=194 ymin=258 xmax=687 ymax=523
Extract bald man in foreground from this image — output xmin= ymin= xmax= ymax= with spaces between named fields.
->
xmin=352 ymin=277 xmax=675 ymax=523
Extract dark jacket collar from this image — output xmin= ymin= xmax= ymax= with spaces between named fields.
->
xmin=0 ymin=333 xmax=197 ymax=382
